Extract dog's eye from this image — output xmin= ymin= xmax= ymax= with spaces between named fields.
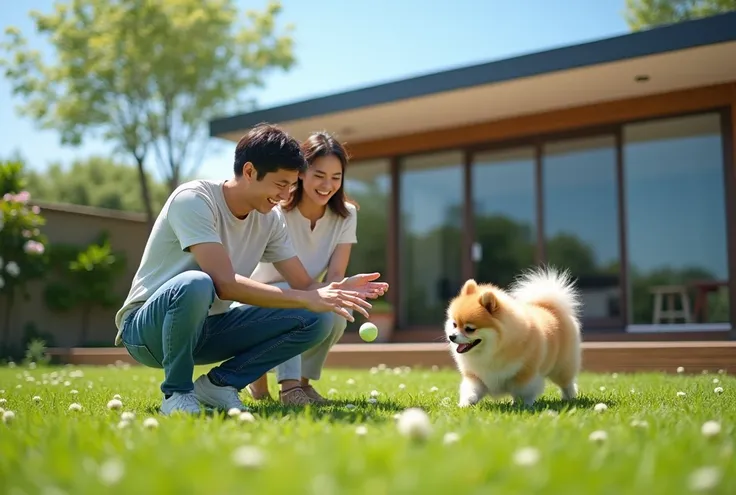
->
xmin=465 ymin=326 xmax=476 ymax=333
xmin=452 ymin=321 xmax=457 ymax=328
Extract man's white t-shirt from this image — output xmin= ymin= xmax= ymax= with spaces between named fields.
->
xmin=113 ymin=179 xmax=296 ymax=346
xmin=250 ymin=202 xmax=358 ymax=289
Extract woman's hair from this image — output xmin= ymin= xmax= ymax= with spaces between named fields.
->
xmin=283 ymin=131 xmax=358 ymax=218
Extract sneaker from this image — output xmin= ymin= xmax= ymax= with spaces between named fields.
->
xmin=301 ymin=385 xmax=329 ymax=404
xmin=161 ymin=392 xmax=203 ymax=416
xmin=193 ymin=374 xmax=247 ymax=412
xmin=279 ymin=386 xmax=313 ymax=406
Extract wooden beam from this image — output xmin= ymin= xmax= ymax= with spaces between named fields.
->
xmin=346 ymin=83 xmax=736 ymax=160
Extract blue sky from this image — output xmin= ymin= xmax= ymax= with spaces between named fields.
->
xmin=1 ymin=0 xmax=632 ymax=180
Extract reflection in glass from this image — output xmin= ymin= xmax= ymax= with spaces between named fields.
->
xmin=399 ymin=151 xmax=464 ymax=326
xmin=344 ymin=159 xmax=391 ymax=332
xmin=624 ymin=113 xmax=729 ymax=325
xmin=472 ymin=148 xmax=537 ymax=289
xmin=543 ymin=135 xmax=621 ymax=322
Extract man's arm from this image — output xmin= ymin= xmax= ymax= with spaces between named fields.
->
xmin=190 ymin=243 xmax=313 ymax=308
xmin=272 ymin=256 xmax=327 ymax=291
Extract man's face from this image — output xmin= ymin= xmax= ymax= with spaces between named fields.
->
xmin=244 ymin=164 xmax=299 ymax=213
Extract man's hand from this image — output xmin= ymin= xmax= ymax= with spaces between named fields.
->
xmin=302 ymin=286 xmax=373 ymax=322
xmin=331 ymin=272 xmax=389 ymax=300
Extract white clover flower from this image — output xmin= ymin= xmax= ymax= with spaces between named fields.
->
xmin=429 ymin=386 xmax=439 ymax=393
xmin=677 ymin=366 xmax=685 ymax=373
xmin=398 ymin=383 xmax=406 ymax=390
xmin=513 ymin=447 xmax=540 ymax=467
xmin=688 ymin=466 xmax=722 ymax=492
xmin=120 ymin=411 xmax=135 ymax=422
xmin=98 ymin=458 xmax=125 ymax=486
xmin=714 ymin=387 xmax=724 ymax=394
xmin=143 ymin=417 xmax=159 ymax=429
xmin=227 ymin=407 xmax=241 ymax=417
xmin=370 ymin=390 xmax=380 ymax=397
xmin=589 ymin=430 xmax=608 ymax=443
xmin=231 ymin=446 xmax=264 ymax=469
xmin=346 ymin=378 xmax=355 ymax=385
xmin=238 ymin=412 xmax=255 ymax=423
xmin=443 ymin=432 xmax=460 ymax=445
xmin=32 ymin=396 xmax=41 ymax=403
xmin=355 ymin=425 xmax=368 ymax=436
xmin=594 ymin=403 xmax=608 ymax=413
xmin=396 ymin=408 xmax=432 ymax=441
xmin=68 ymin=403 xmax=82 ymax=412
xmin=677 ymin=391 xmax=686 ymax=397
xmin=701 ymin=421 xmax=721 ymax=438
xmin=107 ymin=399 xmax=123 ymax=410
xmin=2 ymin=410 xmax=15 ymax=423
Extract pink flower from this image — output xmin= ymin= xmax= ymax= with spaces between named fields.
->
xmin=22 ymin=230 xmax=32 ymax=238
xmin=14 ymin=191 xmax=31 ymax=203
xmin=23 ymin=240 xmax=44 ymax=255
xmin=2 ymin=193 xmax=12 ymax=202
xmin=32 ymin=205 xmax=41 ymax=214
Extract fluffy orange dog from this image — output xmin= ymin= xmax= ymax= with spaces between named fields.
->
xmin=444 ymin=266 xmax=582 ymax=408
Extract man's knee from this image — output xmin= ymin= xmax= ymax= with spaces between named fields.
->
xmin=304 ymin=312 xmax=334 ymax=345
xmin=174 ymin=270 xmax=216 ymax=308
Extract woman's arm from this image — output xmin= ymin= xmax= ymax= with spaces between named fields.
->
xmin=324 ymin=243 xmax=353 ymax=283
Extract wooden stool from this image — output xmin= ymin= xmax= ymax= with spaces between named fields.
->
xmin=650 ymin=285 xmax=692 ymax=324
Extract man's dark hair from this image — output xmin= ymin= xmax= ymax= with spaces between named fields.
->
xmin=233 ymin=123 xmax=306 ymax=179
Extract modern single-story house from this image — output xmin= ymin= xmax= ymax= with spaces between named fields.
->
xmin=210 ymin=12 xmax=736 ymax=343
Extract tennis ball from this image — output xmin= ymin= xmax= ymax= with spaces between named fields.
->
xmin=359 ymin=322 xmax=378 ymax=342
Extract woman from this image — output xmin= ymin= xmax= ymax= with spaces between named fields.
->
xmin=247 ymin=131 xmax=359 ymax=406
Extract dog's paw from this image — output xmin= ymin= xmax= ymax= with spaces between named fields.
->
xmin=458 ymin=395 xmax=479 ymax=408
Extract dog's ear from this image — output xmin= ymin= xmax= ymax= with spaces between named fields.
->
xmin=461 ymin=279 xmax=478 ymax=295
xmin=479 ymin=290 xmax=497 ymax=314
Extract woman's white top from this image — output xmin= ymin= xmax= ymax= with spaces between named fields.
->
xmin=250 ymin=202 xmax=358 ymax=289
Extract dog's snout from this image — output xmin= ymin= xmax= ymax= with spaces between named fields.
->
xmin=449 ymin=333 xmax=458 ymax=342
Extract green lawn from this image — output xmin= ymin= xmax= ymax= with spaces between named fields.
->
xmin=0 ymin=363 xmax=734 ymax=494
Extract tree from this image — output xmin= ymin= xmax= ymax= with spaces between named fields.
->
xmin=1 ymin=0 xmax=296 ymax=225
xmin=0 ymin=160 xmax=49 ymax=350
xmin=624 ymin=0 xmax=736 ymax=31
xmin=24 ymin=156 xmax=170 ymax=215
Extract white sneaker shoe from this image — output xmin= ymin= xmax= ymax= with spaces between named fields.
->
xmin=193 ymin=374 xmax=248 ymax=412
xmin=161 ymin=392 xmax=203 ymax=416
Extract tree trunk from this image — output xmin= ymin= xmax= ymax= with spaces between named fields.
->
xmin=134 ymin=156 xmax=155 ymax=228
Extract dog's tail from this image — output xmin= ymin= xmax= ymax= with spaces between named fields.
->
xmin=509 ymin=265 xmax=582 ymax=322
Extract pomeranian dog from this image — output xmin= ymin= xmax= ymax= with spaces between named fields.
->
xmin=444 ymin=266 xmax=582 ymax=408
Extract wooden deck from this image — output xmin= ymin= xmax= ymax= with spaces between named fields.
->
xmin=46 ymin=341 xmax=736 ymax=374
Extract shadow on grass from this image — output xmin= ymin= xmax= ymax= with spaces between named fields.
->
xmin=476 ymin=395 xmax=614 ymax=414
xmin=244 ymin=397 xmax=407 ymax=423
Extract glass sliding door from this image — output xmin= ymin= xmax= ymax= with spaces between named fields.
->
xmin=471 ymin=147 xmax=538 ymax=289
xmin=399 ymin=151 xmax=464 ymax=326
xmin=542 ymin=135 xmax=622 ymax=328
xmin=623 ymin=113 xmax=730 ymax=330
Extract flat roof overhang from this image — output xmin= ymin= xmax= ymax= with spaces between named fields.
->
xmin=209 ymin=12 xmax=736 ymax=144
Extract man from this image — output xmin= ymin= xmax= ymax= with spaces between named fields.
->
xmin=114 ymin=123 xmax=388 ymax=416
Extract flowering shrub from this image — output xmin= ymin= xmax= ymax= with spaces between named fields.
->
xmin=0 ymin=160 xmax=48 ymax=349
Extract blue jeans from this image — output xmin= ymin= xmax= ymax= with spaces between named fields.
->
xmin=120 ymin=270 xmax=333 ymax=395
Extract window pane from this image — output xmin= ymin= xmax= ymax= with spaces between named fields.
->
xmin=400 ymin=151 xmax=464 ymax=326
xmin=624 ymin=113 xmax=729 ymax=326
xmin=472 ymin=148 xmax=537 ymax=289
xmin=344 ymin=159 xmax=391 ymax=331
xmin=543 ymin=135 xmax=621 ymax=322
